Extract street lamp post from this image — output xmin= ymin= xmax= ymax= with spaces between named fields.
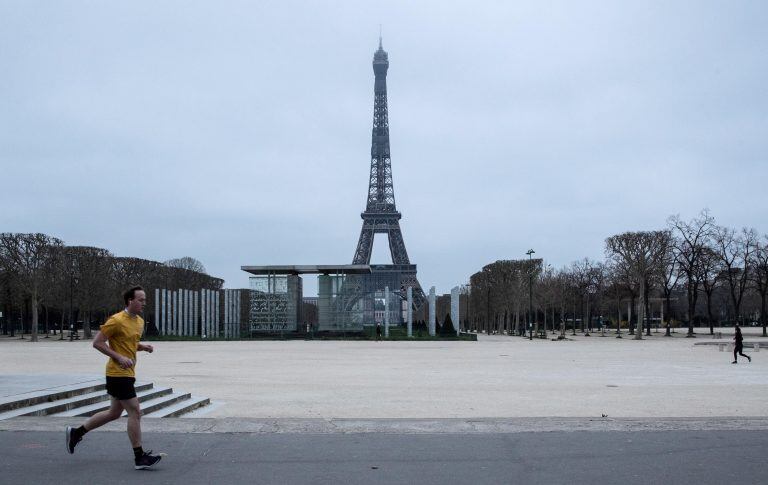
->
xmin=526 ymin=249 xmax=535 ymax=340
xmin=68 ymin=269 xmax=76 ymax=341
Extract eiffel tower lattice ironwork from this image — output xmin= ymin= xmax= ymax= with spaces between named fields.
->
xmin=352 ymin=38 xmax=425 ymax=309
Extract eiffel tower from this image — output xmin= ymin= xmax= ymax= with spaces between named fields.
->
xmin=352 ymin=38 xmax=425 ymax=309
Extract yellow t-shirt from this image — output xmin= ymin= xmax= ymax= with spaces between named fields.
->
xmin=100 ymin=311 xmax=144 ymax=377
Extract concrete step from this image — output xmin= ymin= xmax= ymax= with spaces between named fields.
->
xmin=143 ymin=396 xmax=211 ymax=418
xmin=127 ymin=392 xmax=194 ymax=417
xmin=0 ymin=379 xmax=105 ymax=413
xmin=51 ymin=386 xmax=172 ymax=417
xmin=0 ymin=383 xmax=154 ymax=421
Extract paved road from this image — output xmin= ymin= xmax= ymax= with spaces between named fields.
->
xmin=2 ymin=430 xmax=766 ymax=484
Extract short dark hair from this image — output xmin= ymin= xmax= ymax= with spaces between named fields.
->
xmin=123 ymin=286 xmax=145 ymax=305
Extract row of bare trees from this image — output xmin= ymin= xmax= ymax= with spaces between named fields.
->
xmin=467 ymin=210 xmax=768 ymax=339
xmin=0 ymin=233 xmax=223 ymax=342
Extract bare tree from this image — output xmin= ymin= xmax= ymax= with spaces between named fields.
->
xmin=658 ymin=240 xmax=680 ymax=333
xmin=698 ymin=245 xmax=723 ymax=335
xmin=0 ymin=233 xmax=64 ymax=342
xmin=68 ymin=246 xmax=114 ymax=338
xmin=668 ymin=210 xmax=715 ymax=336
xmin=569 ymin=258 xmax=604 ymax=334
xmin=538 ymin=265 xmax=560 ymax=335
xmin=165 ymin=257 xmax=207 ymax=274
xmin=714 ymin=226 xmax=758 ymax=325
xmin=605 ymin=231 xmax=671 ymax=340
xmin=604 ymin=265 xmax=634 ymax=337
xmin=749 ymin=235 xmax=768 ymax=337
xmin=469 ymin=269 xmax=490 ymax=332
xmin=550 ymin=269 xmax=571 ymax=337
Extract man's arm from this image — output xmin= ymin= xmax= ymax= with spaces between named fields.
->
xmin=137 ymin=343 xmax=154 ymax=353
xmin=92 ymin=331 xmax=133 ymax=369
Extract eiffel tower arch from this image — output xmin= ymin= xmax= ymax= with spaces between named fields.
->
xmin=352 ymin=38 xmax=425 ymax=310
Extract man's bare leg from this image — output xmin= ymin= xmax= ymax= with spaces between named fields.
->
xmin=66 ymin=398 xmax=123 ymax=454
xmin=83 ymin=398 xmax=124 ymax=431
xmin=122 ymin=397 xmax=142 ymax=448
xmin=122 ymin=397 xmax=161 ymax=469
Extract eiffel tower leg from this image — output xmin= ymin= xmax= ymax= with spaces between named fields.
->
xmin=353 ymin=222 xmax=375 ymax=265
xmin=387 ymin=224 xmax=410 ymax=265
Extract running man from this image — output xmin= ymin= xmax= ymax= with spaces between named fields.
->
xmin=732 ymin=323 xmax=752 ymax=364
xmin=66 ymin=286 xmax=162 ymax=470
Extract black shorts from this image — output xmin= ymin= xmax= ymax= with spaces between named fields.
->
xmin=105 ymin=376 xmax=137 ymax=401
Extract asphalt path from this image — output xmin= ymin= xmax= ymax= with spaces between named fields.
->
xmin=2 ymin=430 xmax=766 ymax=484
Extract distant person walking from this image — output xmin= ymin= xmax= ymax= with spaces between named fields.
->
xmin=376 ymin=323 xmax=382 ymax=341
xmin=732 ymin=324 xmax=752 ymax=364
xmin=66 ymin=286 xmax=163 ymax=470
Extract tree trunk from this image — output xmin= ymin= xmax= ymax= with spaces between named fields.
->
xmin=635 ymin=290 xmax=644 ymax=340
xmin=706 ymin=291 xmax=715 ymax=335
xmin=551 ymin=306 xmax=555 ymax=334
xmin=687 ymin=285 xmax=696 ymax=337
xmin=584 ymin=298 xmax=591 ymax=336
xmin=572 ymin=303 xmax=577 ymax=335
xmin=760 ymin=292 xmax=767 ymax=338
xmin=19 ymin=301 xmax=25 ymax=338
xmin=31 ymin=289 xmax=39 ymax=342
xmin=644 ymin=283 xmax=652 ymax=336
xmin=617 ymin=298 xmax=622 ymax=335
xmin=83 ymin=309 xmax=91 ymax=339
xmin=645 ymin=297 xmax=652 ymax=336
xmin=560 ymin=301 xmax=566 ymax=337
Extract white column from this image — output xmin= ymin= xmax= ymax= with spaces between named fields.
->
xmin=194 ymin=290 xmax=199 ymax=336
xmin=181 ymin=290 xmax=187 ymax=336
xmin=407 ymin=286 xmax=413 ymax=337
xmin=208 ymin=289 xmax=213 ymax=338
xmin=235 ymin=290 xmax=241 ymax=338
xmin=160 ymin=289 xmax=166 ymax=336
xmin=230 ymin=290 xmax=235 ymax=338
xmin=225 ymin=290 xmax=230 ymax=339
xmin=451 ymin=286 xmax=460 ymax=336
xmin=169 ymin=291 xmax=174 ymax=336
xmin=182 ymin=290 xmax=187 ymax=336
xmin=200 ymin=289 xmax=208 ymax=338
xmin=154 ymin=288 xmax=159 ymax=335
xmin=214 ymin=290 xmax=220 ymax=338
xmin=178 ymin=290 xmax=183 ymax=336
xmin=203 ymin=289 xmax=209 ymax=338
xmin=384 ymin=286 xmax=390 ymax=338
xmin=428 ymin=286 xmax=436 ymax=337
xmin=164 ymin=289 xmax=170 ymax=336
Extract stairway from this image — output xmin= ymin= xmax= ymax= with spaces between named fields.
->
xmin=0 ymin=379 xmax=209 ymax=420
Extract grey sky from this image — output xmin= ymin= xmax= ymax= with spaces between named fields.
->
xmin=1 ymin=1 xmax=766 ymax=294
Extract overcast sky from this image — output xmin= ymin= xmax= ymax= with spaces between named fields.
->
xmin=1 ymin=1 xmax=766 ymax=294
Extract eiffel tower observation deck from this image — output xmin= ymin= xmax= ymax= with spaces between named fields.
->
xmin=352 ymin=38 xmax=425 ymax=310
